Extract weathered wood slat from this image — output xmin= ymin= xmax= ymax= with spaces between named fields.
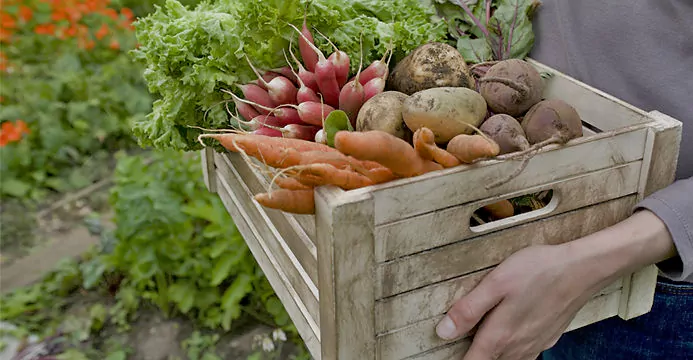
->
xmin=377 ymin=288 xmax=622 ymax=359
xmin=201 ymin=147 xmax=217 ymax=193
xmin=213 ymin=173 xmax=321 ymax=359
xmin=214 ymin=154 xmax=321 ymax=330
xmin=528 ymin=58 xmax=651 ymax=131
xmin=316 ymin=188 xmax=377 ymax=360
xmin=376 ymin=196 xmax=638 ymax=299
xmin=376 ymin=268 xmax=623 ymax=334
xmin=353 ymin=126 xmax=647 ymax=225
xmin=221 ymin=154 xmax=319 ymax=286
xmin=375 ymin=162 xmax=642 ymax=262
xmin=401 ymin=340 xmax=471 ymax=360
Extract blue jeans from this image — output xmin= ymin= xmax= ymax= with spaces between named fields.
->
xmin=540 ymin=276 xmax=693 ymax=360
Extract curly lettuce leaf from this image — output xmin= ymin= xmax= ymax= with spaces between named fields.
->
xmin=131 ymin=0 xmax=447 ymax=151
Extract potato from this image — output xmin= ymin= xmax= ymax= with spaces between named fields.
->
xmin=402 ymin=87 xmax=487 ymax=143
xmin=356 ymin=91 xmax=412 ymax=142
xmin=387 ymin=42 xmax=475 ymax=95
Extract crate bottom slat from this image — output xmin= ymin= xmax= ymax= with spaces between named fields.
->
xmin=213 ymin=163 xmax=322 ymax=359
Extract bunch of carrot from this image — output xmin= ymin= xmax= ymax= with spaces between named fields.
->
xmin=225 ymin=15 xmax=392 ymax=143
xmin=199 ymin=125 xmax=509 ymax=215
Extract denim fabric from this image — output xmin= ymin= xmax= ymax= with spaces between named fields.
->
xmin=540 ymin=276 xmax=693 ymax=360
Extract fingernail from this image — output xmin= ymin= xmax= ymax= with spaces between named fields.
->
xmin=436 ymin=315 xmax=457 ymax=340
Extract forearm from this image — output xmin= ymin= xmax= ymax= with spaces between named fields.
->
xmin=563 ymin=209 xmax=678 ymax=292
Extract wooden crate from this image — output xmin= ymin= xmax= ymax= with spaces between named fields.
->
xmin=200 ymin=59 xmax=682 ymax=360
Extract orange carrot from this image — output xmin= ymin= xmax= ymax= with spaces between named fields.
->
xmin=255 ymin=189 xmax=315 ymax=214
xmin=286 ymin=163 xmax=374 ymax=190
xmin=413 ymin=127 xmax=461 ymax=168
xmin=481 ymin=200 xmax=515 ymax=220
xmin=334 ymin=130 xmax=443 ymax=178
xmin=446 ymin=134 xmax=500 ymax=164
xmin=273 ymin=176 xmax=312 ymax=190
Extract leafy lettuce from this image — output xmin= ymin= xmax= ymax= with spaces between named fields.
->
xmin=131 ymin=0 xmax=448 ymax=151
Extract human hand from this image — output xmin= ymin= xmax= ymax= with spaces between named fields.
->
xmin=435 ymin=243 xmax=603 ymax=360
xmin=435 ymin=209 xmax=677 ymax=360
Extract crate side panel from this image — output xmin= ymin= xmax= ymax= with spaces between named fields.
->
xmin=215 ymin=155 xmax=321 ymax=329
xmin=222 ymin=154 xmax=319 ymax=286
xmin=213 ymin=174 xmax=321 ymax=359
xmin=528 ymin=59 xmax=651 ymax=131
xmin=376 ymin=161 xmax=641 ymax=262
xmin=368 ymin=128 xmax=647 ymax=224
xmin=377 ymin=195 xmax=638 ymax=299
xmin=376 ymin=268 xmax=623 ymax=334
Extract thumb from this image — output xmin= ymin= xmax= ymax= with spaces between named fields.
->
xmin=436 ymin=280 xmax=503 ymax=340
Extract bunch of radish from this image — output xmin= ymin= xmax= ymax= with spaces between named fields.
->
xmin=225 ymin=16 xmax=393 ymax=144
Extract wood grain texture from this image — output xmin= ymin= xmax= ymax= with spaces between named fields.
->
xmin=352 ymin=126 xmax=647 ymax=225
xmin=641 ymin=110 xmax=683 ymax=197
xmin=201 ymin=147 xmax=217 ymax=193
xmin=214 ymin=154 xmax=320 ymax=331
xmin=221 ymin=154 xmax=319 ymax=286
xmin=376 ymin=196 xmax=638 ymax=299
xmin=400 ymin=340 xmax=472 ymax=360
xmin=375 ymin=162 xmax=642 ymax=262
xmin=528 ymin=58 xmax=651 ymax=131
xmin=315 ymin=188 xmax=377 ymax=360
xmin=213 ymin=167 xmax=321 ymax=358
xmin=618 ymin=264 xmax=659 ymax=320
xmin=566 ymin=291 xmax=622 ymax=332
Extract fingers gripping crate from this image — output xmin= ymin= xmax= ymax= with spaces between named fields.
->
xmin=200 ymin=59 xmax=682 ymax=360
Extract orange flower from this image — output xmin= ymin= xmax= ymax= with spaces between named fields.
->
xmin=0 ymin=28 xmax=11 ymax=43
xmin=1 ymin=13 xmax=16 ymax=29
xmin=0 ymin=120 xmax=29 ymax=147
xmin=101 ymin=8 xmax=118 ymax=20
xmin=34 ymin=23 xmax=56 ymax=35
xmin=121 ymin=7 xmax=134 ymax=21
xmin=109 ymin=38 xmax=119 ymax=50
xmin=95 ymin=23 xmax=108 ymax=40
xmin=51 ymin=10 xmax=67 ymax=22
xmin=19 ymin=6 xmax=33 ymax=22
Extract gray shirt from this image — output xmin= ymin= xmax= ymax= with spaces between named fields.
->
xmin=530 ymin=0 xmax=693 ymax=283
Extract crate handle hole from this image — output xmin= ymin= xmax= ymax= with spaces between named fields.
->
xmin=470 ymin=189 xmax=558 ymax=232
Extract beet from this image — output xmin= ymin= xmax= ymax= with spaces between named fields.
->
xmin=478 ymin=59 xmax=544 ymax=117
xmin=480 ymin=114 xmax=530 ymax=155
xmin=521 ymin=99 xmax=583 ymax=145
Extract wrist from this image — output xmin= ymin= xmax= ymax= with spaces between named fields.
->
xmin=560 ymin=209 xmax=677 ymax=291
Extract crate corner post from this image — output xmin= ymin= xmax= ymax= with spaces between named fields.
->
xmin=617 ymin=109 xmax=683 ymax=321
xmin=315 ymin=186 xmax=377 ymax=360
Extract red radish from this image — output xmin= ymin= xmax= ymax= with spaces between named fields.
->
xmin=276 ymin=102 xmax=335 ymax=127
xmin=251 ymin=71 xmax=282 ymax=90
xmin=224 ymin=90 xmax=305 ymax=126
xmin=363 ymin=77 xmax=386 ymax=102
xmin=315 ymin=128 xmax=327 ymax=144
xmin=297 ymin=11 xmax=318 ymax=73
xmin=245 ymin=55 xmax=298 ymax=106
xmin=253 ymin=126 xmax=284 ymax=137
xmin=288 ymin=38 xmax=319 ymax=93
xmin=283 ymin=49 xmax=321 ymax=104
xmin=315 ymin=28 xmax=350 ymax=88
xmin=357 ymin=47 xmax=393 ymax=85
xmin=232 ymin=96 xmax=261 ymax=120
xmin=231 ymin=112 xmax=293 ymax=130
xmin=288 ymin=22 xmax=340 ymax=108
xmin=269 ymin=66 xmax=299 ymax=86
xmin=339 ymin=37 xmax=366 ymax=127
xmin=235 ymin=84 xmax=275 ymax=115
xmin=264 ymin=123 xmax=321 ymax=141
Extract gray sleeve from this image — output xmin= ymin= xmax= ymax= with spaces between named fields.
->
xmin=634 ymin=177 xmax=693 ymax=282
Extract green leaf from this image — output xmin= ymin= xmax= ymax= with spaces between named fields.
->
xmin=1 ymin=178 xmax=31 ymax=197
xmin=210 ymin=248 xmax=247 ymax=286
xmin=168 ymin=281 xmax=197 ymax=314
xmin=105 ymin=351 xmax=128 ymax=360
xmin=324 ymin=110 xmax=353 ymax=147
xmin=221 ymin=274 xmax=253 ymax=312
xmin=457 ymin=37 xmax=494 ymax=63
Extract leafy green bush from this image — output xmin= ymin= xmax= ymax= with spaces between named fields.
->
xmin=0 ymin=0 xmax=151 ymax=201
